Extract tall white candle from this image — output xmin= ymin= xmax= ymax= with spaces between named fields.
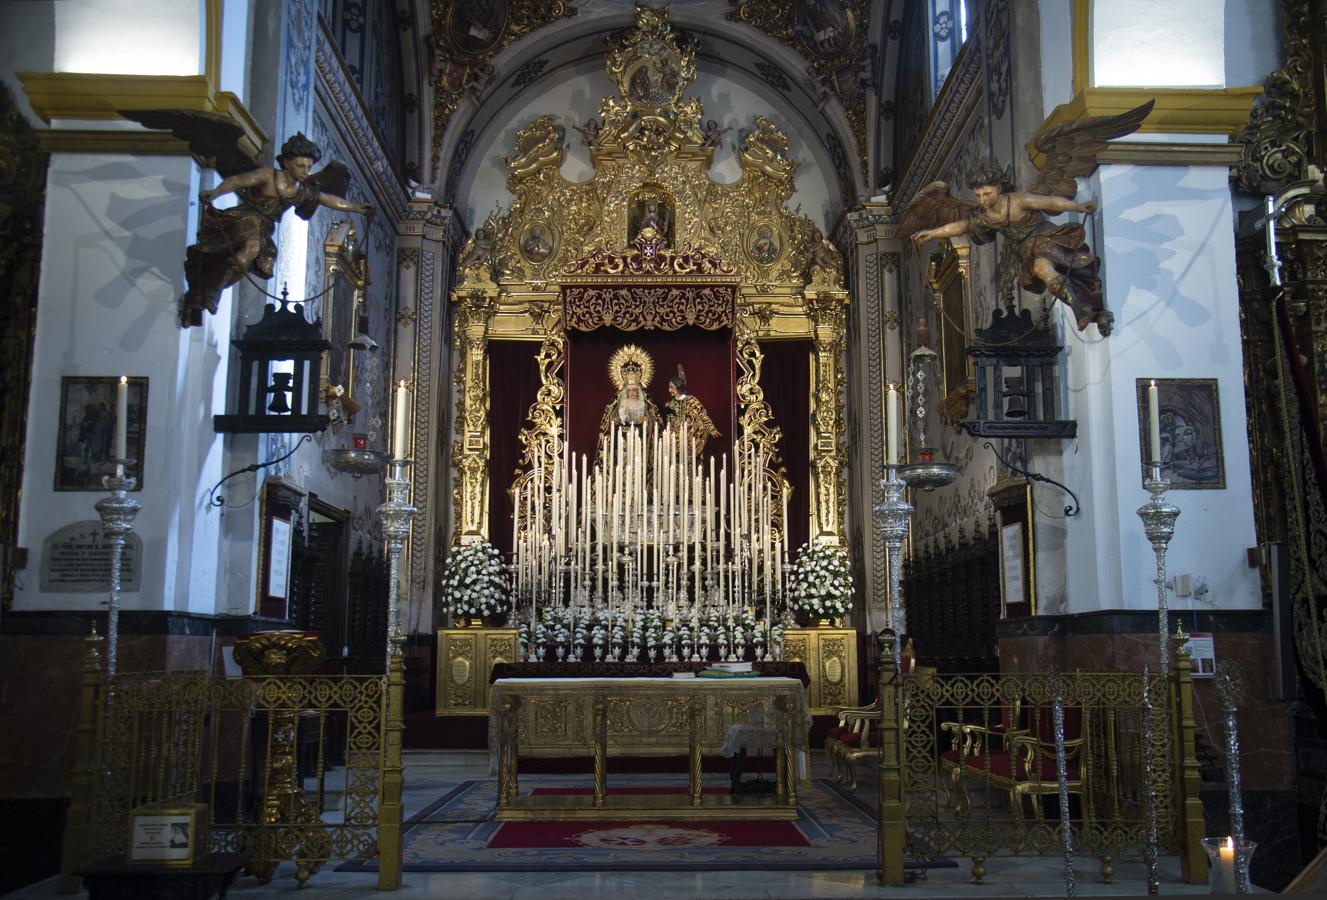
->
xmin=115 ymin=376 xmax=128 ymax=459
xmin=114 ymin=376 xmax=128 ymax=478
xmin=392 ymin=380 xmax=409 ymax=459
xmin=886 ymin=382 xmax=900 ymax=466
xmin=1148 ymin=379 xmax=1162 ymax=467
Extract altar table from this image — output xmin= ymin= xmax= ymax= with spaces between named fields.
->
xmin=489 ymin=677 xmax=811 ymax=821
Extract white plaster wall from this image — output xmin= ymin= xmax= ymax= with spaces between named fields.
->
xmin=1224 ymin=0 xmax=1282 ymax=87
xmin=13 ymin=153 xmax=233 ymax=615
xmin=1038 ymin=0 xmax=1075 ymax=116
xmin=220 ymin=0 xmax=253 ymax=101
xmin=454 ymin=59 xmax=839 ymax=232
xmin=1055 ymin=162 xmax=1259 ymax=614
xmin=54 ymin=0 xmax=201 ymax=76
xmin=0 ymin=1 xmax=56 ymax=125
xmin=1092 ymin=0 xmax=1226 ymax=87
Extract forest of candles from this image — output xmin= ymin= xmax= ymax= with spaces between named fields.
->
xmin=510 ymin=423 xmax=793 ymax=660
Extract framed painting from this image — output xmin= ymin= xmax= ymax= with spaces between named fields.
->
xmin=1135 ymin=378 xmax=1225 ymax=489
xmin=54 ymin=377 xmax=147 ymax=491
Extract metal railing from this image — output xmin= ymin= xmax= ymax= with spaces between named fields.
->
xmin=58 ymin=630 xmax=405 ymax=891
xmin=876 ymin=641 xmax=1206 ymax=886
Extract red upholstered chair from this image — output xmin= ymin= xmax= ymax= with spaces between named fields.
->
xmin=938 ymin=695 xmax=1028 ymax=816
xmin=1011 ymin=702 xmax=1091 ymax=823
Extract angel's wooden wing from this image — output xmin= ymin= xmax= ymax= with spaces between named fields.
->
xmin=898 ymin=181 xmax=975 ymax=239
xmin=1026 ymin=99 xmax=1154 ymax=199
xmin=295 ymin=161 xmax=352 ymax=220
xmin=118 ymin=109 xmax=258 ymax=177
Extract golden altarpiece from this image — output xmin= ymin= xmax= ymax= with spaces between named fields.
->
xmin=437 ymin=8 xmax=855 ymax=716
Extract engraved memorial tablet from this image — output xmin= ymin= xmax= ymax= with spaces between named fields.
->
xmin=40 ymin=520 xmax=142 ymax=592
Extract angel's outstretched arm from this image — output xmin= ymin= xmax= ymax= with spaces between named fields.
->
xmin=1017 ymin=191 xmax=1094 ymax=215
xmin=317 ymin=192 xmax=373 ymax=214
xmin=912 ymin=219 xmax=969 ymax=244
xmin=200 ymin=166 xmax=271 ymax=204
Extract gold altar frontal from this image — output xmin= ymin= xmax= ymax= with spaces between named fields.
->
xmin=489 ymin=677 xmax=811 ymax=822
xmin=435 ymin=626 xmax=856 ymax=716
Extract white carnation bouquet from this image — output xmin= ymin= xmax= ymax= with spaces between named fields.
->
xmin=788 ymin=540 xmax=853 ymax=619
xmin=440 ymin=541 xmax=509 ymax=619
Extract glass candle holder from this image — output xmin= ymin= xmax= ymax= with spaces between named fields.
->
xmin=1200 ymin=836 xmax=1256 ymax=895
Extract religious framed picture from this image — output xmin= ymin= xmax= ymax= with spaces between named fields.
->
xmin=126 ymin=804 xmax=207 ymax=865
xmin=519 ymin=220 xmax=556 ymax=264
xmin=54 ymin=376 xmax=147 ymax=492
xmin=745 ymin=222 xmax=783 ymax=266
xmin=1134 ymin=378 xmax=1225 ymax=489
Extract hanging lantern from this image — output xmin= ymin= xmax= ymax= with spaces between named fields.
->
xmin=960 ymin=303 xmax=1076 ymax=439
xmin=214 ymin=289 xmax=331 ymax=434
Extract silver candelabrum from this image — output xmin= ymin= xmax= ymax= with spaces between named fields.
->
xmin=95 ymin=462 xmax=141 ymax=687
xmin=376 ymin=459 xmax=417 ymax=661
xmin=873 ymin=473 xmax=914 ymax=668
xmin=1136 ymin=468 xmax=1181 ymax=675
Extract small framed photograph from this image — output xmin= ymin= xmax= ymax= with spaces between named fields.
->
xmin=126 ymin=804 xmax=207 ymax=865
xmin=1135 ymin=378 xmax=1225 ymax=489
xmin=55 ymin=376 xmax=147 ymax=491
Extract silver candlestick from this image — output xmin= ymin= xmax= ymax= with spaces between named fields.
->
xmin=1140 ymin=666 xmax=1160 ymax=895
xmin=1136 ymin=470 xmax=1180 ymax=675
xmin=1216 ymin=664 xmax=1250 ymax=893
xmin=95 ymin=462 xmax=141 ymax=687
xmin=1051 ymin=675 xmax=1077 ymax=897
xmin=873 ymin=473 xmax=914 ymax=668
xmin=376 ymin=459 xmax=417 ymax=661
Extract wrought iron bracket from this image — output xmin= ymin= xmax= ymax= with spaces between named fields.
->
xmin=207 ymin=434 xmax=313 ymax=511
xmin=982 ymin=441 xmax=1081 ymax=517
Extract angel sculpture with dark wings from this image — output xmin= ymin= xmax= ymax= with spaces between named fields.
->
xmin=901 ymin=100 xmax=1154 ymax=337
xmin=121 ymin=111 xmax=373 ymax=326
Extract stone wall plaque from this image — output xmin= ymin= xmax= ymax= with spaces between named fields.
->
xmin=40 ymin=520 xmax=142 ymax=592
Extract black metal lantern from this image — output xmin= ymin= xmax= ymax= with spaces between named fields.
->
xmin=214 ymin=290 xmax=331 ymax=433
xmin=959 ymin=303 xmax=1076 ymax=439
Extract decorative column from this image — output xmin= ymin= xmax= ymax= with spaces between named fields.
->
xmin=396 ymin=199 xmax=459 ymax=627
xmin=450 ymin=283 xmax=499 ymax=543
xmin=845 ymin=201 xmax=902 ymax=629
xmin=805 ymin=285 xmax=850 ymax=543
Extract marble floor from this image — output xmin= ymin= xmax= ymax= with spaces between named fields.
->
xmin=16 ymin=749 xmax=1244 ymax=898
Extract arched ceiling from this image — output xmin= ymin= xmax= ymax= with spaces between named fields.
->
xmin=423 ymin=2 xmax=886 ymax=233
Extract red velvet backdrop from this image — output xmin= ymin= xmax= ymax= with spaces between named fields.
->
xmin=487 ymin=340 xmax=541 ymax=556
xmin=483 ymin=335 xmax=814 ymax=556
xmin=565 ymin=326 xmax=736 ymax=462
xmin=758 ymin=339 xmax=813 ymax=552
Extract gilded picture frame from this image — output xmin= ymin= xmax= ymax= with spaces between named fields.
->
xmin=926 ymin=241 xmax=973 ymax=421
xmin=54 ymin=376 xmax=147 ymax=492
xmin=1135 ymin=378 xmax=1225 ymax=489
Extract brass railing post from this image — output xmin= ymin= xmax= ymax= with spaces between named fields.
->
xmin=877 ymin=642 xmax=906 ymax=886
xmin=595 ymin=696 xmax=609 ymax=808
xmin=59 ymin=627 xmax=104 ymax=893
xmin=377 ymin=638 xmax=406 ymax=891
xmin=1171 ymin=642 xmax=1206 ymax=884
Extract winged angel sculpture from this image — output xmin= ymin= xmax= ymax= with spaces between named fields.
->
xmin=901 ymin=100 xmax=1153 ymax=337
xmin=121 ymin=110 xmax=373 ymax=326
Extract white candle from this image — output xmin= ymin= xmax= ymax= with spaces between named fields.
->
xmin=114 ymin=376 xmax=128 ymax=478
xmin=1148 ymin=379 xmax=1162 ymax=468
xmin=1218 ymin=837 xmax=1236 ymax=895
xmin=886 ymin=382 xmax=900 ymax=466
xmin=115 ymin=376 xmax=128 ymax=459
xmin=392 ymin=380 xmax=409 ymax=459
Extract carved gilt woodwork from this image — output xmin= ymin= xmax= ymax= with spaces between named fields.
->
xmin=449 ymin=6 xmax=850 ymax=546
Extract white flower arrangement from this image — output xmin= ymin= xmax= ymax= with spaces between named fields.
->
xmin=788 ymin=540 xmax=853 ymax=619
xmin=440 ymin=541 xmax=509 ymax=619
